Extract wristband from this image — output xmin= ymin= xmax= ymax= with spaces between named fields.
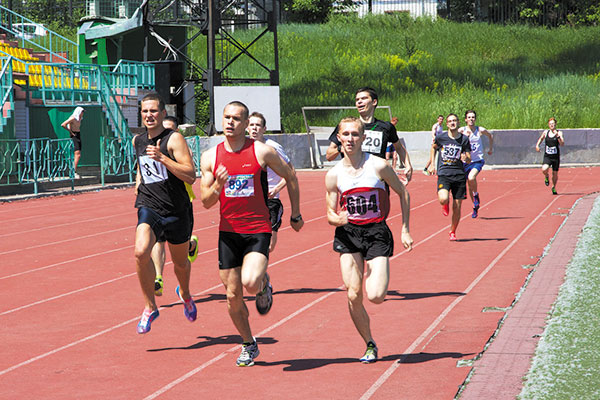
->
xmin=290 ymin=214 xmax=302 ymax=223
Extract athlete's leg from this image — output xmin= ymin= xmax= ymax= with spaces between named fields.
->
xmin=269 ymin=231 xmax=278 ymax=253
xmin=240 ymin=252 xmax=269 ymax=295
xmin=340 ymin=252 xmax=373 ymax=344
xmin=467 ymin=168 xmax=480 ymax=203
xmin=134 ymin=223 xmax=158 ymax=311
xmin=168 ymin=241 xmax=193 ymax=300
xmin=73 ymin=150 xmax=81 ymax=171
xmin=438 ymin=188 xmax=450 ymax=216
xmin=552 ymin=169 xmax=559 ymax=187
xmin=364 ymin=256 xmax=390 ymax=304
xmin=220 ymin=266 xmax=253 ymax=343
xmin=151 ymin=241 xmax=165 ymax=279
xmin=542 ymin=164 xmax=550 ymax=180
xmin=450 ymin=198 xmax=463 ymax=233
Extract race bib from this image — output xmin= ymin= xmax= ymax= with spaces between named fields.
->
xmin=546 ymin=146 xmax=558 ymax=155
xmin=362 ymin=130 xmax=384 ymax=154
xmin=441 ymin=144 xmax=461 ymax=164
xmin=139 ymin=155 xmax=168 ymax=184
xmin=225 ymin=174 xmax=255 ymax=197
xmin=345 ymin=190 xmax=381 ymax=221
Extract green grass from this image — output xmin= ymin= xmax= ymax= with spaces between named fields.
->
xmin=191 ymin=14 xmax=600 ymax=131
xmin=519 ymin=196 xmax=600 ymax=400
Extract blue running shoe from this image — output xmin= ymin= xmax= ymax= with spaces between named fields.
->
xmin=473 ymin=193 xmax=480 ymax=208
xmin=176 ymin=286 xmax=197 ymax=322
xmin=137 ymin=309 xmax=159 ymax=334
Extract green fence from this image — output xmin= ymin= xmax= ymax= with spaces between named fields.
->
xmin=100 ymin=135 xmax=203 ymax=186
xmin=0 ymin=138 xmax=74 ymax=193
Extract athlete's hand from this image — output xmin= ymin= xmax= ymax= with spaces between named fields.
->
xmin=487 ymin=148 xmax=493 ymax=155
xmin=337 ymin=209 xmax=349 ymax=226
xmin=427 ymin=165 xmax=436 ymax=176
xmin=290 ymin=219 xmax=304 ymax=232
xmin=535 ymin=145 xmax=540 ymax=152
xmin=401 ymin=230 xmax=413 ymax=251
xmin=404 ymin=166 xmax=413 ymax=183
xmin=146 ymin=139 xmax=163 ymax=162
xmin=214 ymin=164 xmax=229 ymax=186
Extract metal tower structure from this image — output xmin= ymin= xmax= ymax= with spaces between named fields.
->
xmin=148 ymin=0 xmax=280 ymax=133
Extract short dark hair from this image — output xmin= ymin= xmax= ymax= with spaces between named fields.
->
xmin=465 ymin=110 xmax=476 ymax=118
xmin=249 ymin=111 xmax=266 ymax=127
xmin=447 ymin=113 xmax=459 ymax=122
xmin=225 ymin=101 xmax=249 ymax=120
xmin=164 ymin=115 xmax=179 ymax=125
xmin=141 ymin=92 xmax=165 ymax=111
xmin=355 ymin=87 xmax=378 ymax=103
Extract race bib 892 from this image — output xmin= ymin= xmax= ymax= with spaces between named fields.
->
xmin=224 ymin=174 xmax=255 ymax=197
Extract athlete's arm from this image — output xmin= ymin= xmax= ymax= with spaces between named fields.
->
xmin=61 ymin=116 xmax=75 ymax=134
xmin=145 ymin=132 xmax=196 ymax=184
xmin=535 ymin=130 xmax=547 ymax=152
xmin=199 ymin=147 xmax=227 ymax=209
xmin=269 ymin=159 xmax=294 ymax=198
xmin=392 ymin=139 xmax=413 ymax=182
xmin=325 ymin=141 xmax=341 ymax=161
xmin=377 ymin=159 xmax=413 ymax=251
xmin=461 ymin=151 xmax=471 ymax=164
xmin=325 ymin=170 xmax=347 ymax=227
xmin=259 ymin=143 xmax=303 ymax=232
xmin=427 ymin=142 xmax=438 ymax=175
xmin=557 ymin=131 xmax=565 ymax=146
xmin=481 ymin=127 xmax=494 ymax=155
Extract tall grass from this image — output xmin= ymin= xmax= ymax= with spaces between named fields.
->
xmin=197 ymin=14 xmax=600 ymax=131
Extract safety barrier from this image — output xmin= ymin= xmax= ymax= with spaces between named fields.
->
xmin=0 ymin=138 xmax=74 ymax=193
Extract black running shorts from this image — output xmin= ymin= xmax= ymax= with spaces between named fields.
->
xmin=137 ymin=206 xmax=192 ymax=245
xmin=267 ymin=198 xmax=284 ymax=231
xmin=437 ymin=175 xmax=467 ymax=200
xmin=218 ymin=231 xmax=271 ymax=270
xmin=333 ymin=221 xmax=393 ymax=260
xmin=543 ymin=155 xmax=560 ymax=171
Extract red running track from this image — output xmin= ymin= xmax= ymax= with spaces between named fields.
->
xmin=0 ymin=167 xmax=598 ymax=399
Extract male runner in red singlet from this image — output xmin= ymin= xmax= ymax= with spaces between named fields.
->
xmin=200 ymin=101 xmax=304 ymax=367
xmin=325 ymin=117 xmax=413 ymax=363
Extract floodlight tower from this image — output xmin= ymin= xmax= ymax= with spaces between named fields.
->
xmin=150 ymin=0 xmax=280 ymax=134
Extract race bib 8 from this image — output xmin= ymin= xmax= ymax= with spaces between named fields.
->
xmin=345 ymin=190 xmax=381 ymax=221
xmin=362 ymin=131 xmax=384 ymax=154
xmin=139 ymin=155 xmax=168 ymax=184
xmin=225 ymin=174 xmax=255 ymax=197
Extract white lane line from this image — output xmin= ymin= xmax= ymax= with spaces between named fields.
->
xmin=143 ymin=288 xmax=342 ymax=400
xmin=359 ymin=196 xmax=561 ymax=400
xmin=0 ymin=238 xmax=336 ymax=376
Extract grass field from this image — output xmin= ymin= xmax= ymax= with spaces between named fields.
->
xmin=188 ymin=14 xmax=600 ymax=132
xmin=519 ymin=196 xmax=600 ymax=399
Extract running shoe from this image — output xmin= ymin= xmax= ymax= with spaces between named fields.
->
xmin=137 ymin=309 xmax=159 ymax=334
xmin=154 ymin=275 xmax=163 ymax=296
xmin=442 ymin=203 xmax=449 ymax=217
xmin=544 ymin=177 xmax=549 ymax=186
xmin=473 ymin=193 xmax=480 ymax=208
xmin=472 ymin=207 xmax=478 ymax=219
xmin=552 ymin=187 xmax=557 ymax=195
xmin=255 ymin=273 xmax=273 ymax=315
xmin=237 ymin=339 xmax=260 ymax=367
xmin=449 ymin=231 xmax=457 ymax=241
xmin=188 ymin=235 xmax=199 ymax=263
xmin=176 ymin=286 xmax=197 ymax=322
xmin=360 ymin=342 xmax=378 ymax=364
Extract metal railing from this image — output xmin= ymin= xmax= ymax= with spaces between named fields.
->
xmin=0 ymin=55 xmax=14 ymax=130
xmin=111 ymin=60 xmax=156 ymax=89
xmin=0 ymin=138 xmax=74 ymax=193
xmin=98 ymin=68 xmax=134 ymax=141
xmin=100 ymin=136 xmax=136 ymax=185
xmin=0 ymin=5 xmax=79 ymax=63
xmin=99 ymin=134 xmax=204 ymax=187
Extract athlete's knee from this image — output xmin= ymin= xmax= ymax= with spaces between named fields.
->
xmin=366 ymin=290 xmax=386 ymax=304
xmin=346 ymin=286 xmax=363 ymax=305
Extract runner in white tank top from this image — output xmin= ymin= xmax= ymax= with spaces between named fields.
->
xmin=459 ymin=110 xmax=494 ymax=218
xmin=325 ymin=116 xmax=413 ymax=364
